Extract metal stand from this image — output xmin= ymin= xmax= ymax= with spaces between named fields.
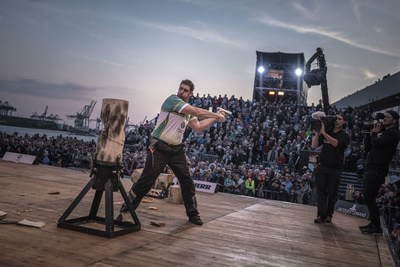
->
xmin=57 ymin=158 xmax=140 ymax=238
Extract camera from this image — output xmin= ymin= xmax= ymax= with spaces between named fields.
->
xmin=310 ymin=111 xmax=336 ymax=133
xmin=362 ymin=113 xmax=384 ymax=132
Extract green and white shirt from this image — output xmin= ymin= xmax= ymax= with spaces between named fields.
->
xmin=152 ymin=94 xmax=195 ymax=145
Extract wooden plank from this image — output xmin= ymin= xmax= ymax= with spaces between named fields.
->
xmin=0 ymin=160 xmax=395 ymax=267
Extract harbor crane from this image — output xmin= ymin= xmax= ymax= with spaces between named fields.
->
xmin=31 ymin=106 xmax=62 ymax=121
xmin=67 ymin=100 xmax=97 ymax=130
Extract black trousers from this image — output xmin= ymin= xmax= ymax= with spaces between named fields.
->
xmin=128 ymin=140 xmax=199 ymax=217
xmin=314 ymin=164 xmax=342 ymax=218
xmin=363 ymin=167 xmax=387 ymax=227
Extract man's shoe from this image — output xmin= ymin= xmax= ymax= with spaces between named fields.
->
xmin=120 ymin=203 xmax=129 ymax=212
xmin=314 ymin=216 xmax=325 ymax=224
xmin=359 ymin=222 xmax=374 ymax=230
xmin=120 ymin=201 xmax=139 ymax=213
xmin=116 ymin=213 xmax=123 ymax=221
xmin=325 ymin=216 xmax=332 ymax=223
xmin=361 ymin=225 xmax=382 ymax=235
xmin=188 ymin=215 xmax=203 ymax=226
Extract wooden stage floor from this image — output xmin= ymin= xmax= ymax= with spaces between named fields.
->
xmin=0 ymin=160 xmax=395 ymax=267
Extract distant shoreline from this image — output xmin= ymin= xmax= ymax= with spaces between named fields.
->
xmin=0 ymin=125 xmax=97 ymax=143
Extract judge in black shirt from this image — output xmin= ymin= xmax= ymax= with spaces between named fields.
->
xmin=312 ymin=112 xmax=349 ymax=224
xmin=359 ymin=110 xmax=400 ymax=234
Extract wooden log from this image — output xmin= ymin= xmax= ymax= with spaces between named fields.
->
xmin=167 ymin=185 xmax=182 ymax=204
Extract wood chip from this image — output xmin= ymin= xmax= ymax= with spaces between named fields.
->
xmin=150 ymin=221 xmax=165 ymax=227
xmin=148 ymin=206 xmax=158 ymax=210
xmin=17 ymin=219 xmax=45 ymax=228
xmin=0 ymin=211 xmax=7 ymax=219
xmin=48 ymin=191 xmax=60 ymax=195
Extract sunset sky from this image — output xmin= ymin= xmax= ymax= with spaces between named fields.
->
xmin=1 ymin=0 xmax=399 ymax=125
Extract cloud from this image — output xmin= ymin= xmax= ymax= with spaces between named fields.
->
xmin=135 ymin=20 xmax=245 ymax=48
xmin=352 ymin=0 xmax=362 ymax=25
xmin=68 ymin=53 xmax=131 ymax=68
xmin=256 ymin=15 xmax=400 ymax=58
xmin=374 ymin=26 xmax=382 ymax=33
xmin=292 ymin=2 xmax=315 ymax=20
xmin=363 ymin=70 xmax=377 ymax=79
xmin=0 ymin=78 xmax=98 ymax=101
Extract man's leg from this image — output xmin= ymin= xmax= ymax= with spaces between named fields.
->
xmin=363 ymin=168 xmax=386 ymax=227
xmin=168 ymin=150 xmax=202 ymax=225
xmin=326 ymin=168 xmax=342 ymax=222
xmin=314 ymin=165 xmax=328 ymax=223
xmin=121 ymin=149 xmax=168 ymax=212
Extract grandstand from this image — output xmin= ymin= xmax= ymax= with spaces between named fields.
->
xmin=333 ymin=70 xmax=400 ymax=113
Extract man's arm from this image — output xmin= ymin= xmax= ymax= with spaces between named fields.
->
xmin=370 ymin=124 xmax=399 ymax=147
xmin=314 ymin=123 xmax=339 ymax=147
xmin=321 ymin=132 xmax=338 ymax=147
xmin=311 ymin=131 xmax=321 ymax=149
xmin=188 ymin=117 xmax=218 ymax=133
xmin=181 ymin=104 xmax=224 ymax=120
xmin=182 ymin=104 xmax=225 ymax=133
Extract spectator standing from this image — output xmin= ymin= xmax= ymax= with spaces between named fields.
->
xmin=312 ymin=112 xmax=349 ymax=224
xmin=359 ymin=110 xmax=400 ymax=234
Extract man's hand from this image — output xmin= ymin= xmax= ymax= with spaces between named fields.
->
xmin=320 ymin=122 xmax=326 ymax=135
xmin=372 ymin=123 xmax=383 ymax=133
xmin=216 ymin=110 xmax=226 ymax=122
xmin=217 ymin=113 xmax=225 ymax=122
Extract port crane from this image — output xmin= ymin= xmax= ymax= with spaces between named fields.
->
xmin=0 ymin=101 xmax=17 ymax=116
xmin=67 ymin=100 xmax=96 ymax=130
xmin=31 ymin=106 xmax=62 ymax=122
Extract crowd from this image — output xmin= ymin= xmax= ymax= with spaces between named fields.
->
xmin=1 ymin=94 xmax=399 ymax=208
xmin=0 ymin=131 xmax=96 ymax=169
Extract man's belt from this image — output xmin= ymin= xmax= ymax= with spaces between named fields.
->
xmin=151 ymin=137 xmax=182 ymax=148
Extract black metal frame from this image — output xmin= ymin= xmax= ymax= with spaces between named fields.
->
xmin=57 ymin=158 xmax=140 ymax=238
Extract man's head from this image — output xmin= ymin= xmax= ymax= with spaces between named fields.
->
xmin=334 ymin=112 xmax=346 ymax=130
xmin=383 ymin=110 xmax=399 ymax=129
xmin=177 ymin=79 xmax=194 ymax=102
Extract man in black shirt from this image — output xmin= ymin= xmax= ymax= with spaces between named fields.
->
xmin=359 ymin=110 xmax=400 ymax=234
xmin=312 ymin=112 xmax=349 ymax=224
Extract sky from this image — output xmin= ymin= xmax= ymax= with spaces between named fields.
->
xmin=1 ymin=0 xmax=399 ymax=126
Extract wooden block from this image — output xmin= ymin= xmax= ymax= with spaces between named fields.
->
xmin=167 ymin=185 xmax=182 ymax=204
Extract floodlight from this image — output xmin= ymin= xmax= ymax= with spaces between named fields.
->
xmin=258 ymin=66 xmax=265 ymax=74
xmin=295 ymin=68 xmax=302 ymax=76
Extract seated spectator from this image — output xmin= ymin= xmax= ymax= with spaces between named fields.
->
xmin=245 ymin=176 xmax=255 ymax=197
xmin=223 ymin=171 xmax=235 ymax=193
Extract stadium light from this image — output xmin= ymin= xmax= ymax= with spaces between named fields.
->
xmin=278 ymin=91 xmax=284 ymax=96
xmin=295 ymin=68 xmax=303 ymax=77
xmin=258 ymin=66 xmax=265 ymax=74
xmin=268 ymin=91 xmax=275 ymax=95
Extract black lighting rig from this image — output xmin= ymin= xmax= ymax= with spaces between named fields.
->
xmin=304 ymin=47 xmax=330 ymax=114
